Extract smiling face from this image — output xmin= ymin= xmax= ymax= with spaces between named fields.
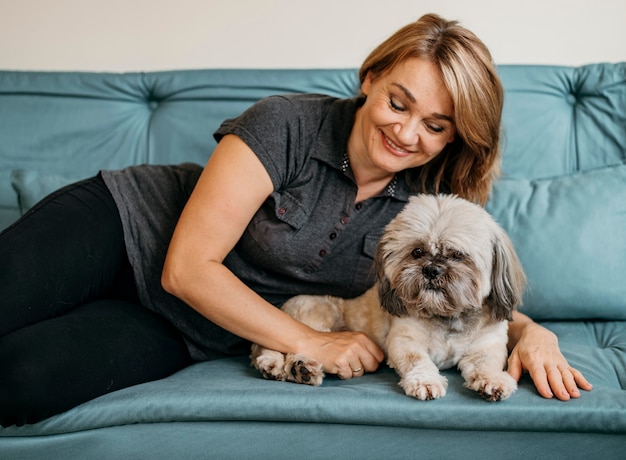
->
xmin=349 ymin=57 xmax=456 ymax=186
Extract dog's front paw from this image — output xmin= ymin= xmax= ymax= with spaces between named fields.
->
xmin=400 ymin=372 xmax=448 ymax=400
xmin=285 ymin=354 xmax=324 ymax=386
xmin=253 ymin=348 xmax=289 ymax=382
xmin=465 ymin=371 xmax=517 ymax=401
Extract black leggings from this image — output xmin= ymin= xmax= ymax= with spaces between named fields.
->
xmin=0 ymin=176 xmax=192 ymax=426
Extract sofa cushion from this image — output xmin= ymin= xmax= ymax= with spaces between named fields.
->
xmin=497 ymin=63 xmax=626 ymax=180
xmin=487 ymin=163 xmax=626 ymax=320
xmin=12 ymin=163 xmax=626 ymax=323
xmin=1 ymin=320 xmax=624 ymax=440
xmin=10 ymin=169 xmax=77 ymax=214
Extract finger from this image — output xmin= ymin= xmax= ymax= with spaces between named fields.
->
xmin=351 ymin=366 xmax=364 ymax=377
xmin=354 ymin=332 xmax=385 ymax=364
xmin=337 ymin=359 xmax=367 ymax=380
xmin=571 ymin=367 xmax=593 ymax=391
xmin=348 ymin=333 xmax=383 ymax=372
xmin=359 ymin=350 xmax=382 ymax=373
xmin=336 ymin=367 xmax=352 ymax=380
xmin=528 ymin=364 xmax=553 ymax=399
xmin=368 ymin=342 xmax=385 ymax=363
xmin=506 ymin=351 xmax=523 ymax=382
xmin=558 ymin=366 xmax=581 ymax=399
xmin=362 ymin=360 xmax=379 ymax=374
xmin=335 ymin=358 xmax=361 ymax=380
xmin=546 ymin=366 xmax=570 ymax=401
xmin=562 ymin=366 xmax=593 ymax=397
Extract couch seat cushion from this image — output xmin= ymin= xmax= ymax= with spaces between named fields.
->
xmin=1 ymin=321 xmax=624 ymax=438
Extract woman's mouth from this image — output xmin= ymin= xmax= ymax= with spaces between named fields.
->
xmin=382 ymin=131 xmax=412 ymax=156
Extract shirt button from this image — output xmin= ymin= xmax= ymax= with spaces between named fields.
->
xmin=277 ymin=207 xmax=286 ymax=215
xmin=319 ymin=249 xmax=327 ymax=257
xmin=340 ymin=216 xmax=349 ymax=225
xmin=329 ymin=232 xmax=337 ymax=240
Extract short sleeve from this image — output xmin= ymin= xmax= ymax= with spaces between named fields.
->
xmin=213 ymin=96 xmax=302 ymax=190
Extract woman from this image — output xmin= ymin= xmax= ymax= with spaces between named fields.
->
xmin=0 ymin=14 xmax=591 ymax=426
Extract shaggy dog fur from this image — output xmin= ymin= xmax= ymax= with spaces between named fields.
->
xmin=251 ymin=194 xmax=526 ymax=401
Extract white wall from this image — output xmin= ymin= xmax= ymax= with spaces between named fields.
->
xmin=1 ymin=0 xmax=624 ymax=72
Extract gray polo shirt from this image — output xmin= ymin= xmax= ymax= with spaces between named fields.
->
xmin=215 ymin=94 xmax=411 ymax=302
xmin=103 ymin=94 xmax=411 ymax=360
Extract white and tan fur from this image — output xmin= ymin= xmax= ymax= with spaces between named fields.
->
xmin=251 ymin=194 xmax=526 ymax=401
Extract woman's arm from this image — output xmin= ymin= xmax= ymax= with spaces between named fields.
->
xmin=162 ymin=135 xmax=383 ymax=377
xmin=507 ymin=310 xmax=592 ymax=400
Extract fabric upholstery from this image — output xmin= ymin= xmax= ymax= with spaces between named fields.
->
xmin=487 ymin=163 xmax=626 ymax=320
xmin=0 ymin=63 xmax=625 ymax=457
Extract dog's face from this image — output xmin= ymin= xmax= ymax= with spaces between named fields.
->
xmin=376 ymin=194 xmax=525 ymax=321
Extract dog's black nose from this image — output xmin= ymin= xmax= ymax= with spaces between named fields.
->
xmin=423 ymin=264 xmax=444 ymax=280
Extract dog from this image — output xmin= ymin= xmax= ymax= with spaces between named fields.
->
xmin=251 ymin=194 xmax=526 ymax=401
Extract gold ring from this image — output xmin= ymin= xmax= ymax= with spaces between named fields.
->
xmin=352 ymin=367 xmax=363 ymax=374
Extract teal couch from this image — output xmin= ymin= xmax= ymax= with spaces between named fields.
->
xmin=1 ymin=64 xmax=625 ymax=459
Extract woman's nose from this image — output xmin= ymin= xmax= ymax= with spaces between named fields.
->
xmin=393 ymin=119 xmax=419 ymax=146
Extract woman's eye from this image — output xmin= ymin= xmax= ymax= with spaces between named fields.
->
xmin=389 ymin=97 xmax=406 ymax=112
xmin=426 ymin=124 xmax=445 ymax=133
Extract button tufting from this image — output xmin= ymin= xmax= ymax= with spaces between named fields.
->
xmin=566 ymin=93 xmax=577 ymax=105
xmin=148 ymin=100 xmax=159 ymax=110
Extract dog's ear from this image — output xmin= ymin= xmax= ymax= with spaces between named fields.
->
xmin=375 ymin=237 xmax=408 ymax=317
xmin=487 ymin=228 xmax=526 ymax=321
xmin=378 ymin=276 xmax=408 ymax=317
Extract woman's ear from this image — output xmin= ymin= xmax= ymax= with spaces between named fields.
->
xmin=361 ymin=71 xmax=374 ymax=96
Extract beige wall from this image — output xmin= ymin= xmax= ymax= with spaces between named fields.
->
xmin=1 ymin=0 xmax=624 ymax=71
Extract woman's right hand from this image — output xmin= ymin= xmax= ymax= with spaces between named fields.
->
xmin=297 ymin=329 xmax=385 ymax=379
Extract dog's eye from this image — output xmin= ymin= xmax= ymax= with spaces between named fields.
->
xmin=411 ymin=248 xmax=424 ymax=258
xmin=450 ymin=250 xmax=465 ymax=261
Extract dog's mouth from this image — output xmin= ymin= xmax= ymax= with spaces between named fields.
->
xmin=410 ymin=283 xmax=458 ymax=318
xmin=424 ymin=281 xmax=445 ymax=292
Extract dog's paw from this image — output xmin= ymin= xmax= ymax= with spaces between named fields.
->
xmin=465 ymin=371 xmax=518 ymax=401
xmin=285 ymin=354 xmax=324 ymax=386
xmin=400 ymin=372 xmax=448 ymax=400
xmin=253 ymin=349 xmax=288 ymax=382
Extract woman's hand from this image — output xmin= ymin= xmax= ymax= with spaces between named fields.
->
xmin=297 ymin=330 xmax=385 ymax=380
xmin=507 ymin=313 xmax=592 ymax=400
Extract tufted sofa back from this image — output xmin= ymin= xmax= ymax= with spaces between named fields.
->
xmin=1 ymin=64 xmax=625 ymax=321
xmin=487 ymin=64 xmax=626 ymax=321
xmin=1 ymin=65 xmax=624 ymax=223
xmin=497 ymin=65 xmax=626 ymax=179
xmin=0 ymin=69 xmax=360 ymax=227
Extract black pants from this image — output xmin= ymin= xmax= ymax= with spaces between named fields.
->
xmin=0 ymin=176 xmax=192 ymax=426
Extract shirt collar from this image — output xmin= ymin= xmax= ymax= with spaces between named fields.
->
xmin=310 ymin=96 xmax=364 ymax=171
xmin=388 ymin=173 xmax=411 ymax=201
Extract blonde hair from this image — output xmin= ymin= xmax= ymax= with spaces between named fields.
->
xmin=359 ymin=14 xmax=503 ymax=205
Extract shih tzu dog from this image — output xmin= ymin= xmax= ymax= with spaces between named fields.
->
xmin=251 ymin=194 xmax=526 ymax=401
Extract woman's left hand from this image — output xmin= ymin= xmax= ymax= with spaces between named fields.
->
xmin=507 ymin=320 xmax=593 ymax=400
